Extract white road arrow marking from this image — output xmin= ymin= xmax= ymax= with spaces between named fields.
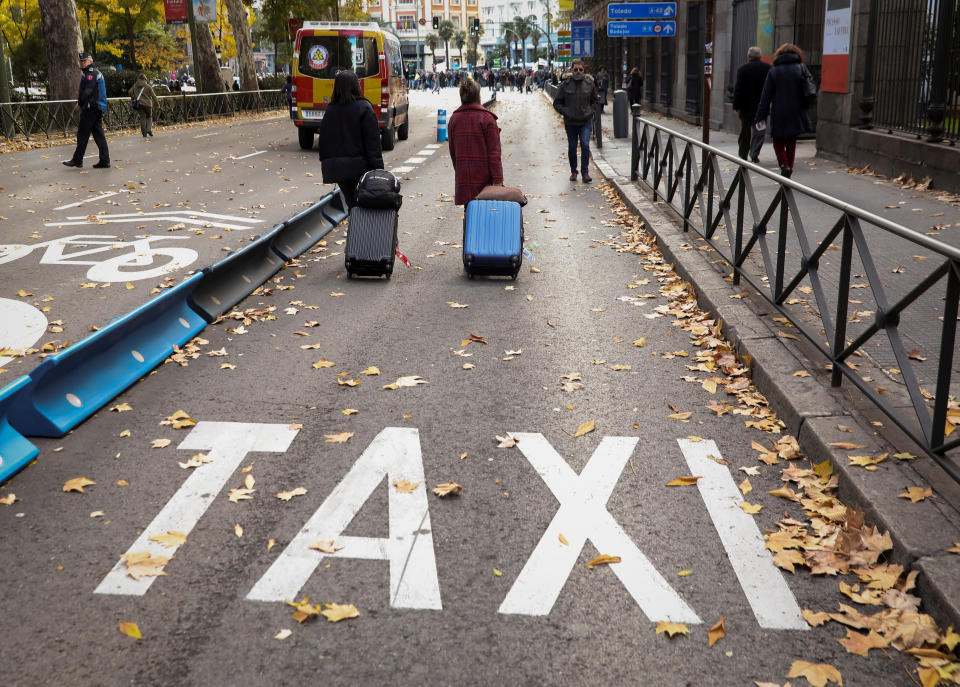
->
xmin=676 ymin=438 xmax=807 ymax=630
xmin=499 ymin=433 xmax=700 ymax=623
xmin=94 ymin=422 xmax=298 ymax=596
xmin=247 ymin=427 xmax=442 ymax=610
xmin=54 ymin=191 xmax=124 ymax=211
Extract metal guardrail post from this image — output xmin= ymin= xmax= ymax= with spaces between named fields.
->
xmin=926 ymin=0 xmax=956 ymax=142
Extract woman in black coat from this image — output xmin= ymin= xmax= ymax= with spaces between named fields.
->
xmin=626 ymin=67 xmax=643 ymax=107
xmin=754 ymin=43 xmax=813 ymax=178
xmin=317 ymin=70 xmax=384 ymax=207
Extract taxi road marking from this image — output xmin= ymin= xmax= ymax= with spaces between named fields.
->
xmin=499 ymin=433 xmax=701 ymax=623
xmin=247 ymin=427 xmax=442 ymax=610
xmin=677 ymin=438 xmax=807 ymax=630
xmin=94 ymin=422 xmax=298 ymax=596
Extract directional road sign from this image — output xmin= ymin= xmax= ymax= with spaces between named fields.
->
xmin=607 ymin=2 xmax=676 ymax=20
xmin=606 ymin=20 xmax=676 ymax=38
xmin=571 ymin=20 xmax=593 ymax=58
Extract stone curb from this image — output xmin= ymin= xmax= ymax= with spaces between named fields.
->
xmin=590 ymin=152 xmax=960 ymax=634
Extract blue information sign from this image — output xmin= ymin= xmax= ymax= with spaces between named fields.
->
xmin=606 ymin=20 xmax=676 ymax=38
xmin=607 ymin=2 xmax=677 ymax=20
xmin=571 ymin=19 xmax=593 ymax=58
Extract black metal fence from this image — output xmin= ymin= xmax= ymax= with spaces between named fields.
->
xmin=0 ymin=90 xmax=286 ymax=141
xmin=629 ymin=110 xmax=960 ymax=482
xmin=861 ymin=0 xmax=959 ymax=143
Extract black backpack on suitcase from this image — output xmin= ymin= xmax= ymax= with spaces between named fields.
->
xmin=356 ymin=170 xmax=403 ymax=210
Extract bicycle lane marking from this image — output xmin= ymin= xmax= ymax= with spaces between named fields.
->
xmin=54 ymin=191 xmax=126 ymax=212
xmin=676 ymin=437 xmax=808 ymax=630
xmin=0 ymin=298 xmax=47 ymax=368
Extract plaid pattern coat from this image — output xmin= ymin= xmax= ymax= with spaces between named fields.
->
xmin=447 ymin=103 xmax=503 ymax=206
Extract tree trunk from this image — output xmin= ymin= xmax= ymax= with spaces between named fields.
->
xmin=195 ymin=22 xmax=224 ymax=92
xmin=37 ymin=0 xmax=83 ymax=101
xmin=223 ymin=0 xmax=257 ymax=90
xmin=125 ymin=9 xmax=137 ymax=67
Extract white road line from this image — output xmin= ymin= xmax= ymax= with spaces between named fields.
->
xmin=232 ymin=150 xmax=267 ymax=160
xmin=94 ymin=422 xmax=298 ymax=596
xmin=499 ymin=433 xmax=700 ymax=623
xmin=391 ymin=166 xmax=414 ymax=173
xmin=54 ymin=191 xmax=121 ymax=211
xmin=676 ymin=438 xmax=808 ymax=630
xmin=425 ymin=144 xmax=441 ymax=149
xmin=247 ymin=427 xmax=442 ymax=610
xmin=60 ymin=210 xmax=261 ymax=222
xmin=404 ymin=157 xmax=426 ymax=164
xmin=415 ymin=149 xmax=436 ymax=156
xmin=193 ymin=132 xmax=219 ymax=139
xmin=45 ymin=217 xmax=253 ymax=230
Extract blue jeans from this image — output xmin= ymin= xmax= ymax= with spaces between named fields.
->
xmin=565 ymin=122 xmax=592 ymax=175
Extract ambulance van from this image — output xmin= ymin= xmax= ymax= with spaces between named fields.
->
xmin=290 ymin=22 xmax=409 ymax=151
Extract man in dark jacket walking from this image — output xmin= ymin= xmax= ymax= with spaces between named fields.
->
xmin=553 ymin=58 xmax=598 ymax=183
xmin=63 ymin=52 xmax=110 ymax=169
xmin=732 ymin=46 xmax=771 ymax=162
xmin=755 ymin=43 xmax=814 ymax=178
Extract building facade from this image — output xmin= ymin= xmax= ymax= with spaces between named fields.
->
xmin=363 ymin=0 xmax=481 ymax=69
xmin=572 ymin=0 xmax=960 ymax=192
xmin=477 ymin=0 xmax=559 ymax=67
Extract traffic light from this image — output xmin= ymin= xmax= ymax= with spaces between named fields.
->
xmin=432 ymin=16 xmax=439 ymax=29
xmin=471 ymin=17 xmax=480 ymax=34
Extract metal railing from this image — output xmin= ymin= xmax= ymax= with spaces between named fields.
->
xmin=629 ymin=110 xmax=960 ymax=482
xmin=0 ymin=90 xmax=285 ymax=141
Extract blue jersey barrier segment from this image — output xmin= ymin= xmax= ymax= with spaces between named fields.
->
xmin=272 ymin=195 xmax=337 ymax=261
xmin=187 ymin=224 xmax=287 ymax=322
xmin=6 ymin=273 xmax=207 ymax=438
xmin=0 ymin=376 xmax=40 ymax=485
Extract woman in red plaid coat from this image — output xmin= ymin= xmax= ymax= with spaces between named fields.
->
xmin=448 ymin=78 xmax=503 ymax=205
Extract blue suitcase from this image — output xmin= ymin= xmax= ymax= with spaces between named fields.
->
xmin=462 ymin=199 xmax=523 ymax=279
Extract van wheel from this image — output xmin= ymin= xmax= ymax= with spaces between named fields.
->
xmin=397 ymin=118 xmax=409 ymax=140
xmin=381 ymin=125 xmax=396 ymax=151
xmin=298 ymin=128 xmax=314 ymax=150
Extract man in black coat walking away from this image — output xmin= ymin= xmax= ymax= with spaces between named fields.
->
xmin=732 ymin=46 xmax=771 ymax=163
xmin=755 ymin=43 xmax=814 ymax=178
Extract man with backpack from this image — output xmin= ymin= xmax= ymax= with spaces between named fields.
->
xmin=63 ymin=52 xmax=110 ymax=169
xmin=553 ymin=58 xmax=598 ymax=183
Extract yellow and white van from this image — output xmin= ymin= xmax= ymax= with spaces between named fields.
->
xmin=291 ymin=21 xmax=409 ymax=151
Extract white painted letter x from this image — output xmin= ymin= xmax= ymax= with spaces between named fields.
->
xmin=499 ymin=433 xmax=700 ymax=623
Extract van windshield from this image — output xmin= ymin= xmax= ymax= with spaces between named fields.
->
xmin=298 ymin=35 xmax=379 ymax=79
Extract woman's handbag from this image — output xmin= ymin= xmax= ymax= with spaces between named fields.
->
xmin=475 ymin=185 xmax=527 ymax=207
xmin=800 ymin=64 xmax=817 ymax=108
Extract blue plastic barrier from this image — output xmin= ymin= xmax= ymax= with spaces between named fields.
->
xmin=271 ymin=197 xmax=336 ymax=261
xmin=319 ymin=188 xmax=349 ymax=226
xmin=188 ymin=225 xmax=286 ymax=321
xmin=0 ymin=376 xmax=39 ymax=484
xmin=6 ymin=273 xmax=207 ymax=437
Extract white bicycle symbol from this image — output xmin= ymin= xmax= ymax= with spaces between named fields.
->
xmin=0 ymin=234 xmax=199 ymax=282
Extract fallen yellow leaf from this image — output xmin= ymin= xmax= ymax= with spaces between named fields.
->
xmin=110 ymin=403 xmax=133 ymax=412
xmin=585 ymin=554 xmax=621 ymax=569
xmin=898 ymin=486 xmax=932 ymax=503
xmin=151 ymin=438 xmax=172 ymax=449
xmin=666 ymin=475 xmax=702 ymax=487
xmin=708 ymin=616 xmax=725 ymax=647
xmin=118 ymin=622 xmax=142 ymax=639
xmin=276 ymin=487 xmax=308 ymax=501
xmin=0 ymin=493 xmax=19 ymax=505
xmin=234 ymin=523 xmax=244 ymax=538
xmin=62 ymin=477 xmax=96 ymax=493
xmin=432 ymin=482 xmax=463 ymax=497
xmin=738 ymin=477 xmax=752 ymax=495
xmin=309 ymin=540 xmax=343 ymax=554
xmin=786 ymin=660 xmax=842 ymax=687
xmin=655 ymin=621 xmax=690 ymax=638
xmin=393 ymin=479 xmax=419 ymax=494
xmin=312 ymin=358 xmax=335 ymax=369
xmin=558 ymin=533 xmax=569 ymax=546
xmin=324 ymin=431 xmax=354 ymax=444
xmin=573 ymin=419 xmax=596 ymax=437
xmin=739 ymin=501 xmax=763 ymax=514
xmin=361 ymin=366 xmax=381 ymax=376
xmin=149 ymin=531 xmax=187 ymax=548
xmin=321 ymin=603 xmax=359 ymax=622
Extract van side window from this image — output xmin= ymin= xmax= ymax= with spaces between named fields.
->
xmin=388 ymin=42 xmax=403 ymax=78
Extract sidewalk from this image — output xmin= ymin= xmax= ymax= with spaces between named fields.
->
xmin=579 ymin=96 xmax=960 ymax=634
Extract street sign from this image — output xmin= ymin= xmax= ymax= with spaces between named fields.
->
xmin=606 ymin=20 xmax=676 ymax=38
xmin=571 ymin=19 xmax=593 ymax=58
xmin=419 ymin=17 xmax=425 ymax=25
xmin=607 ymin=2 xmax=676 ymax=20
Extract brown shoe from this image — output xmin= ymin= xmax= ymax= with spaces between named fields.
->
xmin=582 ymin=173 xmax=592 ymax=183
xmin=569 ymin=172 xmax=577 ymax=181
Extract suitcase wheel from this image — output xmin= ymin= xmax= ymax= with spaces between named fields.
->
xmin=385 ymin=271 xmax=391 ymax=280
xmin=347 ymin=272 xmax=354 ymax=279
xmin=466 ymin=271 xmax=474 ymax=280
xmin=511 ymin=271 xmax=519 ymax=280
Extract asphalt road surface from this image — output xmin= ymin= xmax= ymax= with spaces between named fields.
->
xmin=0 ymin=91 xmax=938 ymax=686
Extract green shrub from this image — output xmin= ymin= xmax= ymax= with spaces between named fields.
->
xmin=103 ymin=70 xmax=138 ymax=98
xmin=259 ymin=74 xmax=286 ymax=90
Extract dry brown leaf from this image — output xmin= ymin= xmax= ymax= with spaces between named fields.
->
xmin=801 ymin=609 xmax=832 ymax=627
xmin=496 ymin=434 xmax=517 ymax=448
xmin=179 ymin=453 xmax=213 ymax=469
xmin=244 ymin=473 xmax=255 ymax=490
xmin=149 ymin=531 xmax=187 ymax=548
xmin=151 ymin=438 xmax=172 ymax=449
xmin=898 ymin=486 xmax=932 ymax=503
xmin=361 ymin=366 xmax=381 ymax=376
xmin=121 ymin=551 xmax=170 ymax=580
xmin=829 ymin=441 xmax=866 ymax=450
xmin=573 ymin=420 xmax=596 ymax=437
xmin=774 ymin=549 xmax=806 ymax=574
xmin=739 ymin=501 xmax=763 ymax=514
xmin=655 ymin=621 xmax=690 ymax=638
xmin=708 ymin=616 xmax=725 ymax=647
xmin=276 ymin=487 xmax=308 ymax=501
xmin=558 ymin=533 xmax=569 ymax=546
xmin=0 ymin=493 xmax=19 ymax=506
xmin=309 ymin=540 xmax=343 ymax=554
xmin=666 ymin=475 xmax=702 ymax=487
xmin=585 ymin=554 xmax=621 ymax=569
xmin=786 ymin=660 xmax=842 ymax=687
xmin=738 ymin=477 xmax=752 ymax=495
xmin=668 ymin=412 xmax=693 ymax=420
xmin=836 ymin=629 xmax=888 ymax=656
xmin=228 ymin=488 xmax=255 ymax=503
xmin=324 ymin=431 xmax=354 ymax=444
xmin=312 ymin=358 xmax=335 ymax=369
xmin=393 ymin=479 xmax=419 ymax=494
xmin=321 ymin=603 xmax=360 ymax=623
xmin=110 ymin=403 xmax=133 ymax=412
xmin=62 ymin=477 xmax=96 ymax=493
xmin=432 ymin=482 xmax=463 ymax=497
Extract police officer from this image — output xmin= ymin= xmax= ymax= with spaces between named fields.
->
xmin=63 ymin=52 xmax=110 ymax=169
